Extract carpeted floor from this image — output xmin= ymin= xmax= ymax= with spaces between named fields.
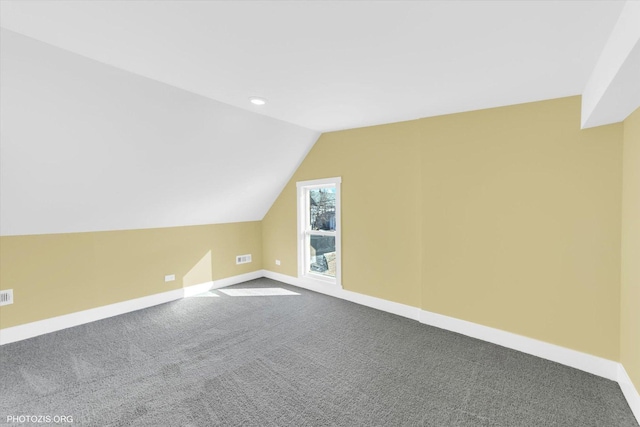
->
xmin=0 ymin=278 xmax=637 ymax=426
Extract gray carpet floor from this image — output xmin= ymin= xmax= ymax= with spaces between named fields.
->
xmin=0 ymin=278 xmax=637 ymax=427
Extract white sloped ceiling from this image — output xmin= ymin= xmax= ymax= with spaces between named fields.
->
xmin=0 ymin=29 xmax=319 ymax=235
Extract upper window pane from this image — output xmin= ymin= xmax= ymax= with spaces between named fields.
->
xmin=309 ymin=187 xmax=336 ymax=231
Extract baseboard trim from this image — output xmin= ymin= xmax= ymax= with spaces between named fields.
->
xmin=0 ymin=270 xmax=263 ymax=345
xmin=618 ymin=364 xmax=640 ymax=422
xmin=419 ymin=309 xmax=619 ymax=381
xmin=211 ymin=270 xmax=264 ymax=290
xmin=262 ymin=270 xmax=421 ymax=321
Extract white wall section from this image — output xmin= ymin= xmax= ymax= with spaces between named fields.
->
xmin=0 ymin=30 xmax=319 ymax=236
xmin=581 ymin=0 xmax=640 ymax=128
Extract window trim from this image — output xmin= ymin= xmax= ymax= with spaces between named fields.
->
xmin=296 ymin=177 xmax=342 ymax=288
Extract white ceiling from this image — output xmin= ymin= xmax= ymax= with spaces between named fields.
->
xmin=1 ymin=29 xmax=319 ymax=235
xmin=0 ymin=0 xmax=627 ymax=132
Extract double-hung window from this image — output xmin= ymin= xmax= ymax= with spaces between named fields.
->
xmin=297 ymin=177 xmax=341 ymax=287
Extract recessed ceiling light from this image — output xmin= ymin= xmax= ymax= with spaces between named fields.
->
xmin=249 ymin=97 xmax=267 ymax=106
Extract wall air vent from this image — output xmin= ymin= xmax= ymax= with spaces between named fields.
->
xmin=0 ymin=289 xmax=14 ymax=306
xmin=236 ymin=254 xmax=252 ymax=265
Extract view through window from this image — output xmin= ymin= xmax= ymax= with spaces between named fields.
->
xmin=308 ymin=187 xmax=336 ymax=277
xmin=297 ymin=177 xmax=341 ymax=286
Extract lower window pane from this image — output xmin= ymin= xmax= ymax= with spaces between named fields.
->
xmin=309 ymin=235 xmax=336 ymax=277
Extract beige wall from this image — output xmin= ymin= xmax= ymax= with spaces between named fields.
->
xmin=263 ymin=96 xmax=623 ymax=361
xmin=621 ymin=107 xmax=640 ymax=394
xmin=263 ymin=121 xmax=422 ymax=307
xmin=0 ymin=221 xmax=262 ymax=328
xmin=420 ymin=97 xmax=622 ymax=361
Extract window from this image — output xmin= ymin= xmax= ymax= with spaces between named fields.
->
xmin=297 ymin=177 xmax=341 ymax=287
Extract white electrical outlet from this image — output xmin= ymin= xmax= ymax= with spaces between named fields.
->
xmin=236 ymin=254 xmax=252 ymax=264
xmin=0 ymin=289 xmax=14 ymax=306
xmin=165 ymin=274 xmax=175 ymax=282
xmin=275 ymin=260 xmax=281 ymax=266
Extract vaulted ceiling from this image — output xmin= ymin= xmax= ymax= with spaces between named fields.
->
xmin=1 ymin=1 xmax=636 ymax=235
xmin=0 ymin=0 xmax=628 ymax=132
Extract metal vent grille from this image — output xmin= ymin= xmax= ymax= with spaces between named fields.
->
xmin=236 ymin=254 xmax=252 ymax=264
xmin=0 ymin=289 xmax=13 ymax=306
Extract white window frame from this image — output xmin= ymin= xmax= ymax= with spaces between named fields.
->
xmin=296 ymin=177 xmax=342 ymax=288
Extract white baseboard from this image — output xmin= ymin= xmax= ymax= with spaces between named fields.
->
xmin=211 ymin=270 xmax=264 ymax=289
xmin=419 ymin=309 xmax=619 ymax=381
xmin=262 ymin=270 xmax=421 ymax=321
xmin=0 ymin=270 xmax=263 ymax=346
xmin=619 ymin=364 xmax=640 ymax=422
